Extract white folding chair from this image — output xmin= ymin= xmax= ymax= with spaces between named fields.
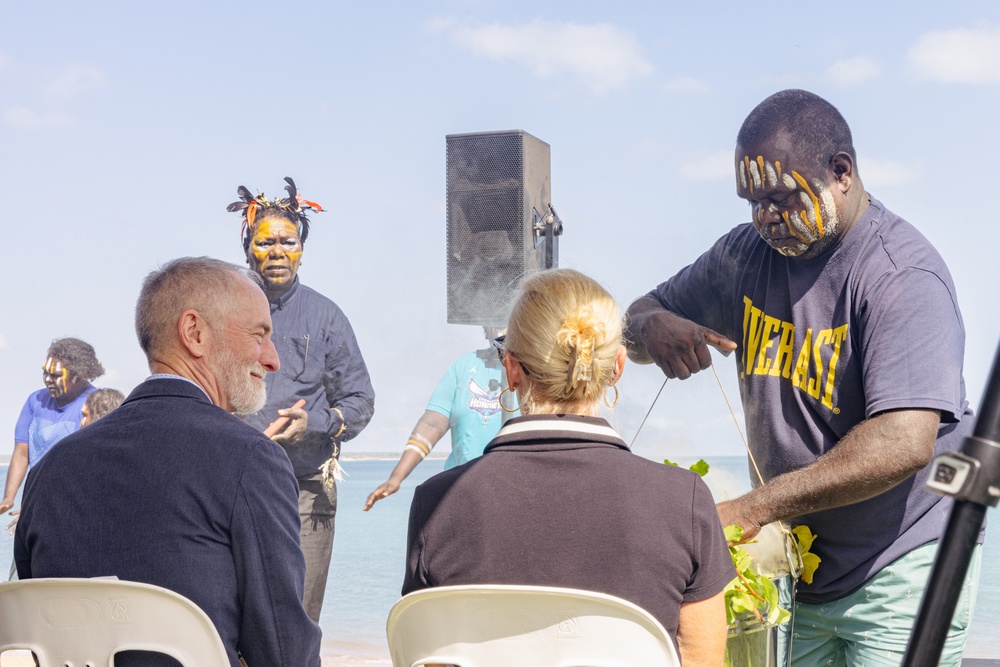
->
xmin=386 ymin=584 xmax=681 ymax=667
xmin=0 ymin=578 xmax=230 ymax=667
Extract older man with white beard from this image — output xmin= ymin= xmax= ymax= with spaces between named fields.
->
xmin=14 ymin=256 xmax=322 ymax=667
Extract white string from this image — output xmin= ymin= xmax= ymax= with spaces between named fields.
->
xmin=629 ymin=377 xmax=668 ymax=448
xmin=709 ymin=361 xmax=764 ymax=487
xmin=710 ymin=353 xmax=802 ymax=651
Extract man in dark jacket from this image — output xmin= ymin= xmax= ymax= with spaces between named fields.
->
xmin=15 ymin=256 xmax=322 ymax=667
xmin=228 ymin=178 xmax=376 ymax=622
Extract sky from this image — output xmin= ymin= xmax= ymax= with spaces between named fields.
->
xmin=1 ymin=0 xmax=998 ymax=463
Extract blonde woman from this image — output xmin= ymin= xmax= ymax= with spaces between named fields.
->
xmin=402 ymin=269 xmax=733 ymax=666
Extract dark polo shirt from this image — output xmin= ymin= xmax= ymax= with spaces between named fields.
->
xmin=403 ymin=414 xmax=735 ymax=642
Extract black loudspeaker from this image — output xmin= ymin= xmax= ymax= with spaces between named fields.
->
xmin=446 ymin=130 xmax=558 ymax=326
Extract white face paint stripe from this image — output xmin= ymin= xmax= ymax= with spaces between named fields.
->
xmin=764 ymin=162 xmax=778 ymax=188
xmin=738 ymin=162 xmax=748 ymax=190
xmin=799 ymin=191 xmax=814 ymax=217
xmin=782 ymin=173 xmax=796 ymax=189
xmin=777 ymin=243 xmax=808 ymax=257
xmin=748 ymin=160 xmax=762 ymax=190
xmin=789 ymin=171 xmax=825 ymax=237
xmin=788 ymin=211 xmax=817 ymax=243
xmin=818 ymin=186 xmax=840 ymax=237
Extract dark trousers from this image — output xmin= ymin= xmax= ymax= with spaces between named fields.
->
xmin=297 ymin=473 xmax=337 ymax=623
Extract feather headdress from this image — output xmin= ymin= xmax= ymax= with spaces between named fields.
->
xmin=226 ymin=177 xmax=324 ymax=247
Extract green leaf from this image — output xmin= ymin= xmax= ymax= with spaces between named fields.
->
xmin=688 ymin=459 xmax=710 ymax=476
xmin=723 ymin=524 xmax=744 ymax=543
xmin=663 ymin=458 xmax=679 ymax=467
xmin=728 ymin=593 xmax=755 ymax=614
xmin=791 ymin=525 xmax=817 ymax=552
xmin=791 ymin=524 xmax=821 ymax=584
xmin=770 ymin=606 xmax=791 ymax=626
xmin=731 ymin=550 xmax=752 ymax=572
xmin=801 ymin=553 xmax=821 ymax=584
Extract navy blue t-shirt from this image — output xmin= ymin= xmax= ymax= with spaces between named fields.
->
xmin=652 ymin=197 xmax=972 ymax=602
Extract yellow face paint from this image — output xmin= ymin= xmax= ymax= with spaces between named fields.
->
xmin=247 ymin=217 xmax=303 ymax=290
xmin=790 ymin=171 xmax=825 ymax=237
xmin=737 ymin=151 xmax=840 ymax=259
xmin=42 ymin=357 xmax=71 ymax=397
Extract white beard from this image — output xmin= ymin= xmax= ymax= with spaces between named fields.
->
xmin=209 ymin=345 xmax=267 ymax=416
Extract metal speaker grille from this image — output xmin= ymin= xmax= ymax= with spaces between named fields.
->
xmin=446 ymin=130 xmax=550 ymax=326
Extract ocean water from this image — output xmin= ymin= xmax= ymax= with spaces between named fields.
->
xmin=2 ymin=457 xmax=998 ymax=663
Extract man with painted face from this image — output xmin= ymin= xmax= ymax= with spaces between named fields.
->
xmin=625 ymin=90 xmax=977 ymax=665
xmin=2 ymin=338 xmax=103 ymax=520
xmin=227 ymin=178 xmax=375 ymax=623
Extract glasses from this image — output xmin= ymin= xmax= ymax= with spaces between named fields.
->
xmin=492 ymin=335 xmax=506 ymax=364
xmin=492 ymin=335 xmax=531 ymax=376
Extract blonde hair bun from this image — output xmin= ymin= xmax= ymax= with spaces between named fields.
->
xmin=505 ymin=269 xmax=622 ymax=412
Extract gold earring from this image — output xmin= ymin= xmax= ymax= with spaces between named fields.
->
xmin=499 ymin=387 xmax=520 ymax=413
xmin=604 ymin=385 xmax=620 ymax=409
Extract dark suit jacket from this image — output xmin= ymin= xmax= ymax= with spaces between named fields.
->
xmin=15 ymin=377 xmax=322 ymax=667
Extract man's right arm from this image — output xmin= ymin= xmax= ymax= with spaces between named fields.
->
xmin=717 ymin=408 xmax=940 ymax=541
xmin=624 ymin=295 xmax=736 ymax=380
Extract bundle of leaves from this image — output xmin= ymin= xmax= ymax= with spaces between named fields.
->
xmin=725 ymin=524 xmax=789 ymax=626
xmin=664 ymin=458 xmax=820 ymax=628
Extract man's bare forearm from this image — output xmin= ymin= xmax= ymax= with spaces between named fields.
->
xmin=719 ymin=409 xmax=940 ymax=535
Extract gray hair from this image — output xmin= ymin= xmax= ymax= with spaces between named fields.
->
xmin=135 ymin=257 xmax=262 ymax=360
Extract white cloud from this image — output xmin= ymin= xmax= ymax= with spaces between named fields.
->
xmin=907 ymin=26 xmax=1000 ymax=84
xmin=662 ymin=76 xmax=710 ymax=95
xmin=432 ymin=18 xmax=654 ymax=94
xmin=679 ymin=150 xmax=734 ymax=182
xmin=858 ymin=157 xmax=920 ymax=188
xmin=825 ymin=57 xmax=882 ymax=87
xmin=4 ymin=108 xmax=75 ymax=129
xmin=0 ymin=334 xmax=9 ymax=350
xmin=45 ymin=64 xmax=105 ymax=99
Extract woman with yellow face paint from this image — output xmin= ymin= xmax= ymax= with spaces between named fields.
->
xmin=2 ymin=338 xmax=105 ymax=522
xmin=227 ymin=177 xmax=376 ymax=623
